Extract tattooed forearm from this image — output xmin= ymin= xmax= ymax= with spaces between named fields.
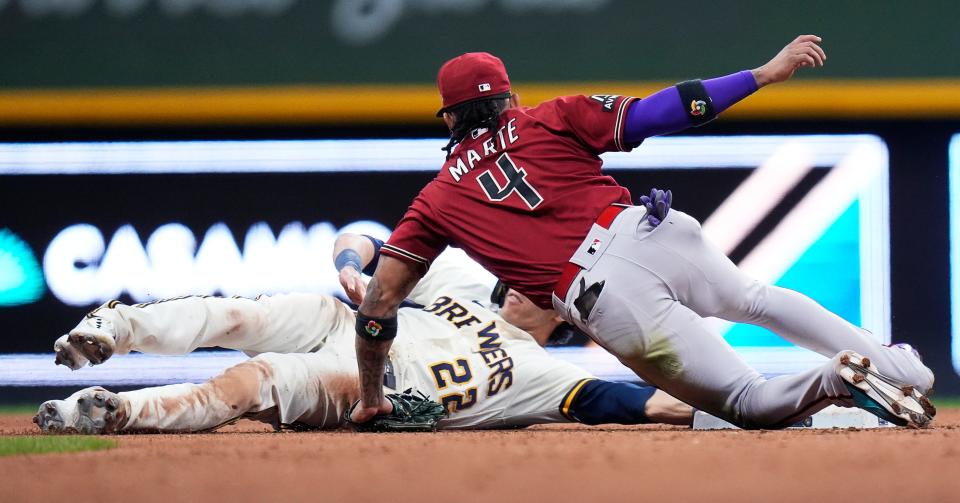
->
xmin=353 ymin=256 xmax=425 ymax=409
xmin=360 ymin=276 xmax=397 ymax=317
xmin=356 ymin=336 xmax=392 ymax=407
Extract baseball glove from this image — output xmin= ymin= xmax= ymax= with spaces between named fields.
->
xmin=344 ymin=389 xmax=447 ymax=432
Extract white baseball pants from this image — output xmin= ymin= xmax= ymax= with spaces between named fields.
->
xmin=553 ymin=207 xmax=933 ymax=428
xmin=90 ymin=293 xmax=353 ymax=357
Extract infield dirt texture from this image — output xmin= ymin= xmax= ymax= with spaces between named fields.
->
xmin=3 ymin=410 xmax=959 ymax=502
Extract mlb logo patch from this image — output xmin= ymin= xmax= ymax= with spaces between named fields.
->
xmin=587 ymin=238 xmax=602 ymax=255
xmin=478 ymin=83 xmax=492 ymax=92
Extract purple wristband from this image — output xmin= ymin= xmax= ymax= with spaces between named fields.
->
xmin=623 ymin=70 xmax=758 ymax=145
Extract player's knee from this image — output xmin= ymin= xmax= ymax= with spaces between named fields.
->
xmin=213 ymin=355 xmax=279 ymax=410
xmin=714 ymin=281 xmax=769 ymax=323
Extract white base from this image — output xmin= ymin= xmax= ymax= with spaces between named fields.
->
xmin=692 ymin=405 xmax=894 ymax=430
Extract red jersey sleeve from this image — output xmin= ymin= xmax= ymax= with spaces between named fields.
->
xmin=529 ymin=94 xmax=639 ymax=154
xmin=382 ymin=193 xmax=448 ymax=273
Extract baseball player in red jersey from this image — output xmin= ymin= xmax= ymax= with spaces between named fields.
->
xmin=351 ymin=35 xmax=937 ymax=429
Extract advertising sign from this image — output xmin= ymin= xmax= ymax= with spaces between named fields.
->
xmin=0 ymin=134 xmax=889 ymax=383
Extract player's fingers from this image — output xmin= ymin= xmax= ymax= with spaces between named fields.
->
xmin=794 ymin=54 xmax=815 ymax=68
xmin=656 ymin=199 xmax=667 ymax=219
xmin=801 ymin=43 xmax=824 ymax=66
xmin=347 ymin=292 xmax=359 ymax=304
xmin=809 ymin=41 xmax=827 ymax=62
xmin=803 ymin=45 xmax=824 ymax=67
xmin=794 ymin=34 xmax=821 ymax=44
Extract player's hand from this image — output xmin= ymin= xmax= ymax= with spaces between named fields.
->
xmin=752 ymin=35 xmax=826 ymax=88
xmin=640 ymin=188 xmax=672 ymax=227
xmin=339 ymin=267 xmax=367 ymax=304
xmin=349 ymin=397 xmax=394 ymax=423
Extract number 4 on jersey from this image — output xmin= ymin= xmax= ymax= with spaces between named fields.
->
xmin=477 ymin=153 xmax=544 ymax=209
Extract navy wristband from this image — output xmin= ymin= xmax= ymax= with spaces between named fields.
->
xmin=356 ymin=312 xmax=398 ymax=341
xmin=361 ymin=235 xmax=384 ymax=276
xmin=335 ymin=249 xmax=363 ymax=273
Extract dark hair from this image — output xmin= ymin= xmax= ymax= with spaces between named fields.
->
xmin=546 ymin=323 xmax=592 ymax=347
xmin=441 ymin=95 xmax=511 ymax=159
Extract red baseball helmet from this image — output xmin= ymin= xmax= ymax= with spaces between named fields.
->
xmin=436 ymin=52 xmax=511 ymax=117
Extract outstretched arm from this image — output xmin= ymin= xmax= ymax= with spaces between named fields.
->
xmin=332 ymin=233 xmax=382 ymax=304
xmin=350 ymin=255 xmax=424 ymax=423
xmin=567 ymin=379 xmax=693 ymax=426
xmin=623 ymin=35 xmax=825 ymax=144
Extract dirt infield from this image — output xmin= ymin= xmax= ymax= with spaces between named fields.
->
xmin=3 ymin=411 xmax=959 ymax=503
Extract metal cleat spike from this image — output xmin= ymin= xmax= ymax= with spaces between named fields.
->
xmin=919 ymin=396 xmax=937 ymax=417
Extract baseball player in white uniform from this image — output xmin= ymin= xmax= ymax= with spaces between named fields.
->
xmin=35 ymin=236 xmax=691 ymax=434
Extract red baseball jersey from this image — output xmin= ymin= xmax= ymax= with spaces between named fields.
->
xmin=383 ymin=94 xmax=639 ymax=308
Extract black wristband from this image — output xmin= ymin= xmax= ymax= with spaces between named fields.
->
xmin=356 ymin=311 xmax=398 ymax=341
xmin=675 ymin=79 xmax=716 ymax=126
xmin=335 ymin=249 xmax=363 ymax=273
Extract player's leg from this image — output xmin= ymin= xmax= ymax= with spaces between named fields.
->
xmin=557 ymin=207 xmax=931 ymax=427
xmin=54 ymin=293 xmax=355 ymax=369
xmin=35 ymin=351 xmax=360 ymax=433
xmin=574 ymin=264 xmax=849 ymax=429
xmin=626 ymin=209 xmax=933 ymax=393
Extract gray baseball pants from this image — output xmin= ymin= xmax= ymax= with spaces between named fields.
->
xmin=553 ymin=207 xmax=934 ymax=428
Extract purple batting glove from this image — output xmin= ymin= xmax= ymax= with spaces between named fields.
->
xmin=639 ymin=188 xmax=672 ymax=227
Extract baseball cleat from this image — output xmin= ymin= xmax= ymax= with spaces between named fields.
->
xmin=34 ymin=386 xmax=127 ymax=434
xmin=888 ymin=342 xmax=922 ymax=361
xmin=55 ymin=314 xmax=117 ymax=368
xmin=53 ymin=334 xmax=89 ymax=370
xmin=886 ymin=342 xmax=936 ymax=397
xmin=68 ymin=330 xmax=115 ymax=365
xmin=838 ymin=352 xmax=935 ymax=428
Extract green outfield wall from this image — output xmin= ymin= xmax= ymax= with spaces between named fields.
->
xmin=1 ymin=0 xmax=957 ymax=124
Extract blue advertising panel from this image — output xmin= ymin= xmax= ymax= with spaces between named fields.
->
xmin=0 ymin=135 xmax=890 ymax=384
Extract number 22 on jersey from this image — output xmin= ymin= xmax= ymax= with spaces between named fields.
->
xmin=430 ymin=359 xmax=478 ymax=413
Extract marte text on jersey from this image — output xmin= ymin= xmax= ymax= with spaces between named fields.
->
xmin=447 ymin=118 xmax=520 ymax=182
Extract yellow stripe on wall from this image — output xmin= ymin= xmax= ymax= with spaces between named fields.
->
xmin=1 ymin=79 xmax=959 ymax=126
